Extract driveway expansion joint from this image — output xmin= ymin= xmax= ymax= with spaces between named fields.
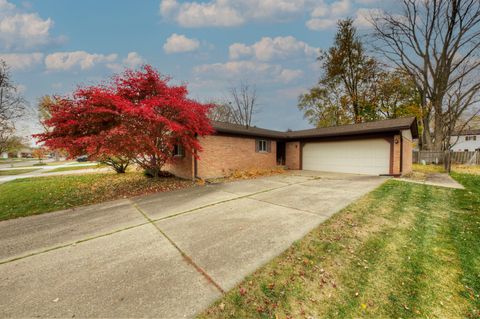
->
xmin=0 ymin=221 xmax=150 ymax=265
xmin=131 ymin=202 xmax=226 ymax=295
xmin=246 ymin=197 xmax=320 ymax=217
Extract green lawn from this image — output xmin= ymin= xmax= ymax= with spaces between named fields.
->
xmin=0 ymin=168 xmax=39 ymax=176
xmin=0 ymin=172 xmax=194 ymax=221
xmin=200 ymin=173 xmax=480 ymax=319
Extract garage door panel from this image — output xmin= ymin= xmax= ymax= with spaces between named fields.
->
xmin=302 ymin=139 xmax=390 ymax=175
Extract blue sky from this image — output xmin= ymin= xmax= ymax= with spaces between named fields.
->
xmin=0 ymin=0 xmax=393 ymax=139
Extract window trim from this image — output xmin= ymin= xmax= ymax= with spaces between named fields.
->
xmin=257 ymin=139 xmax=268 ymax=153
xmin=173 ymin=144 xmax=185 ymax=157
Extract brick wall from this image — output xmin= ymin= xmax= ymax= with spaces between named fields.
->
xmin=402 ymin=136 xmax=413 ymax=174
xmin=392 ymin=135 xmax=401 ymax=175
xmin=196 ymin=135 xmax=277 ymax=179
xmin=285 ymin=141 xmax=301 ymax=170
xmin=164 ymin=151 xmax=193 ymax=179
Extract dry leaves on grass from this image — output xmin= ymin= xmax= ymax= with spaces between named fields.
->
xmin=75 ymin=173 xmax=195 ymax=202
xmin=227 ymin=167 xmax=285 ymax=180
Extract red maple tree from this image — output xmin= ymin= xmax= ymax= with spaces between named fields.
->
xmin=35 ymin=65 xmax=213 ymax=176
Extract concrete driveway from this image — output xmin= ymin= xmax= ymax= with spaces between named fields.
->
xmin=0 ymin=171 xmax=387 ymax=318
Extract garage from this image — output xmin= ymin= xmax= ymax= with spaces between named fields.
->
xmin=302 ymin=138 xmax=391 ymax=175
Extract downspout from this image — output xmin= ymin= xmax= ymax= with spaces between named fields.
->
xmin=194 ymin=149 xmax=198 ymax=180
xmin=193 ymin=133 xmax=198 ymax=180
xmin=400 ymin=132 xmax=403 ymax=175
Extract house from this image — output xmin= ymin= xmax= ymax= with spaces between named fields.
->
xmin=16 ymin=147 xmax=33 ymax=158
xmin=167 ymin=116 xmax=418 ymax=180
xmin=450 ymin=129 xmax=480 ymax=152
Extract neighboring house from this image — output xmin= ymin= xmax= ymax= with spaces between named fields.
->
xmin=1 ymin=152 xmax=7 ymax=159
xmin=167 ymin=117 xmax=418 ymax=180
xmin=16 ymin=147 xmax=33 ymax=158
xmin=450 ymin=129 xmax=480 ymax=152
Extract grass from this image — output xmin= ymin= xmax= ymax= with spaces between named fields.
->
xmin=413 ymin=163 xmax=480 ymax=175
xmin=46 ymin=160 xmax=75 ymax=166
xmin=0 ymin=172 xmax=194 ymax=221
xmin=43 ymin=164 xmax=104 ymax=173
xmin=0 ymin=168 xmax=39 ymax=176
xmin=200 ymin=174 xmax=480 ymax=319
xmin=453 ymin=165 xmax=480 ymax=175
xmin=412 ymin=163 xmax=446 ymax=174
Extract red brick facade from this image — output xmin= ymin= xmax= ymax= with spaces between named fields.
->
xmin=164 ymin=151 xmax=194 ymax=180
xmin=285 ymin=141 xmax=301 ymax=170
xmin=402 ymin=135 xmax=413 ymax=175
xmin=166 ymin=134 xmax=278 ymax=180
xmin=196 ymin=135 xmax=277 ymax=179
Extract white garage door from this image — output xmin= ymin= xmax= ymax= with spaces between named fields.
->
xmin=302 ymin=139 xmax=390 ymax=175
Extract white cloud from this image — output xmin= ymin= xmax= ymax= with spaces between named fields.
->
xmin=163 ymin=33 xmax=200 ymax=53
xmin=159 ymin=0 xmax=308 ymax=28
xmin=278 ymin=69 xmax=304 ymax=83
xmin=354 ymin=8 xmax=383 ymax=28
xmin=0 ymin=0 xmax=57 ymax=49
xmin=45 ymin=51 xmax=118 ymax=71
xmin=310 ymin=0 xmax=356 ymax=18
xmin=175 ymin=1 xmax=244 ymax=27
xmin=229 ymin=36 xmax=318 ymax=61
xmin=122 ymin=52 xmax=145 ymax=68
xmin=306 ymin=0 xmax=381 ymax=30
xmin=160 ymin=0 xmax=383 ymax=31
xmin=0 ymin=0 xmax=15 ymax=11
xmin=160 ymin=0 xmax=179 ymax=15
xmin=0 ymin=52 xmax=43 ymax=70
xmin=306 ymin=0 xmax=353 ymax=30
xmin=306 ymin=18 xmax=338 ymax=30
xmin=229 ymin=43 xmax=253 ymax=60
xmin=107 ymin=52 xmax=145 ymax=72
xmin=193 ymin=60 xmax=302 ymax=84
xmin=331 ymin=0 xmax=351 ymax=16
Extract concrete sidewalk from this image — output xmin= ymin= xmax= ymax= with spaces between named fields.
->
xmin=0 ymin=171 xmax=387 ymax=318
xmin=397 ymin=172 xmax=465 ymax=189
xmin=0 ymin=162 xmax=106 ymax=184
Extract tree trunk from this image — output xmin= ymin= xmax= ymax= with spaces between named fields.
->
xmin=433 ymin=112 xmax=445 ymax=151
xmin=421 ymin=116 xmax=433 ymax=150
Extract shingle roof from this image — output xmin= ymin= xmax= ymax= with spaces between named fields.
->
xmin=453 ymin=129 xmax=480 ymax=136
xmin=211 ymin=121 xmax=287 ymax=138
xmin=286 ymin=117 xmax=418 ymax=139
xmin=211 ymin=116 xmax=418 ymax=140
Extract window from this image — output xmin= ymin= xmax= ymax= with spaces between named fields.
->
xmin=256 ymin=139 xmax=269 ymax=153
xmin=466 ymin=135 xmax=477 ymax=141
xmin=173 ymin=144 xmax=184 ymax=157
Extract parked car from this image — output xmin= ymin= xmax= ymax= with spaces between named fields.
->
xmin=76 ymin=155 xmax=88 ymax=162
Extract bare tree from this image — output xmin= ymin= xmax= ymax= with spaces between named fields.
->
xmin=0 ymin=60 xmax=25 ymax=153
xmin=37 ymin=95 xmax=55 ymax=132
xmin=371 ymin=0 xmax=480 ymax=150
xmin=228 ymin=81 xmax=259 ymax=128
xmin=207 ymin=101 xmax=236 ymax=123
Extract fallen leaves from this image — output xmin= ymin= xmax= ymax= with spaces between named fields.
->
xmin=239 ymin=287 xmax=247 ymax=296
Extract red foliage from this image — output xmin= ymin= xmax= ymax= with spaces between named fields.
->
xmin=35 ymin=65 xmax=213 ymax=175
